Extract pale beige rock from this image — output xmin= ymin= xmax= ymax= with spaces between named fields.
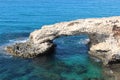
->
xmin=5 ymin=16 xmax=120 ymax=65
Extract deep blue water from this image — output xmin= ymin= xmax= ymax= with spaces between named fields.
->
xmin=0 ymin=0 xmax=120 ymax=80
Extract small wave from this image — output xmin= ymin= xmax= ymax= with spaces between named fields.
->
xmin=0 ymin=38 xmax=28 ymax=58
xmin=9 ymin=38 xmax=28 ymax=43
xmin=0 ymin=38 xmax=28 ymax=49
xmin=78 ymin=38 xmax=90 ymax=44
xmin=91 ymin=56 xmax=101 ymax=62
xmin=3 ymin=38 xmax=28 ymax=47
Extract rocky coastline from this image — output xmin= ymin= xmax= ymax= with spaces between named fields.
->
xmin=5 ymin=16 xmax=120 ymax=66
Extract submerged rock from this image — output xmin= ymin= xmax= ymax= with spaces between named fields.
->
xmin=5 ymin=16 xmax=120 ymax=65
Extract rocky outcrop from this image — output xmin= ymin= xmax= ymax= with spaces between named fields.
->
xmin=5 ymin=16 xmax=120 ymax=65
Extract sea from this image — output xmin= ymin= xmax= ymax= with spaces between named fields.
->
xmin=0 ymin=0 xmax=120 ymax=80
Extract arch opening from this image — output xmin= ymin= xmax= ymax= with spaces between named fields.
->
xmin=53 ymin=34 xmax=89 ymax=57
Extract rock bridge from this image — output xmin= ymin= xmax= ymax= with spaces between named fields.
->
xmin=6 ymin=16 xmax=120 ymax=65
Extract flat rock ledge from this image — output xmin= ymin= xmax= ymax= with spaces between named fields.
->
xmin=5 ymin=16 xmax=120 ymax=65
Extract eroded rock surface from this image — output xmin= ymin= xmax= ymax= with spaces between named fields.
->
xmin=5 ymin=16 xmax=120 ymax=65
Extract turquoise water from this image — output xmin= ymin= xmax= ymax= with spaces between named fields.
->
xmin=0 ymin=0 xmax=120 ymax=80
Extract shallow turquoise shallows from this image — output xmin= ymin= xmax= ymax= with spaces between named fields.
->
xmin=0 ymin=0 xmax=120 ymax=80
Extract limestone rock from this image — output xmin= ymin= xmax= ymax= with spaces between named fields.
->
xmin=5 ymin=16 xmax=120 ymax=65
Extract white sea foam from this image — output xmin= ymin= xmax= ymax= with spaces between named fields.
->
xmin=9 ymin=38 xmax=28 ymax=43
xmin=91 ymin=56 xmax=101 ymax=62
xmin=78 ymin=38 xmax=90 ymax=44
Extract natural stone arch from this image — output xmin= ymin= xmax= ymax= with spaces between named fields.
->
xmin=5 ymin=16 xmax=120 ymax=65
